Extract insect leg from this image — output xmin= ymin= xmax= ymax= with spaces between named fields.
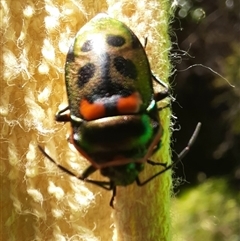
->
xmin=152 ymin=74 xmax=170 ymax=101
xmin=55 ymin=106 xmax=70 ymax=122
xmin=38 ymin=146 xmax=117 ymax=206
xmin=38 ymin=145 xmax=85 ymax=179
xmin=147 ymin=160 xmax=167 ymax=167
xmin=136 ymin=122 xmax=202 ymax=186
xmin=83 ymin=179 xmax=116 ymax=208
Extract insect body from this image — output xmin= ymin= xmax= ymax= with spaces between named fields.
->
xmin=39 ymin=13 xmax=201 ymax=207
xmin=60 ymin=13 xmax=169 ymax=169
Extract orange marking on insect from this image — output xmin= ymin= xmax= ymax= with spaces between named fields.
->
xmin=117 ymin=92 xmax=142 ymax=114
xmin=80 ymin=99 xmax=105 ymax=120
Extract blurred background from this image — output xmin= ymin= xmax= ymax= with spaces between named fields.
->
xmin=169 ymin=1 xmax=240 ymax=240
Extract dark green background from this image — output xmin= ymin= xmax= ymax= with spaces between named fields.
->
xmin=171 ymin=0 xmax=239 ymax=190
xmin=170 ymin=1 xmax=240 ymax=240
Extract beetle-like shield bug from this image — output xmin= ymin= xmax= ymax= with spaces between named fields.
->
xmin=39 ymin=14 xmax=201 ymax=207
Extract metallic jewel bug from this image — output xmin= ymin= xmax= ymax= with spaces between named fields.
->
xmin=39 ymin=14 xmax=201 ymax=207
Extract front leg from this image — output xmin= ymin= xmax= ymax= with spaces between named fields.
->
xmin=152 ymin=74 xmax=170 ymax=102
xmin=55 ymin=106 xmax=71 ymax=122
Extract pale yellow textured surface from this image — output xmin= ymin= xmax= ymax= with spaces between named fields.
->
xmin=0 ymin=0 xmax=172 ymax=240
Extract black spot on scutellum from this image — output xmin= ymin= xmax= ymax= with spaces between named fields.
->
xmin=106 ymin=35 xmax=126 ymax=47
xmin=114 ymin=56 xmax=137 ymax=79
xmin=81 ymin=40 xmax=94 ymax=52
xmin=77 ymin=63 xmax=96 ymax=87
